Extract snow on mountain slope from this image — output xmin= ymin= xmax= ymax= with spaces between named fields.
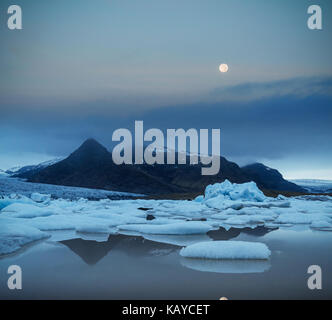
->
xmin=291 ymin=179 xmax=332 ymax=193
xmin=0 ymin=169 xmax=8 ymax=176
xmin=5 ymin=157 xmax=65 ymax=175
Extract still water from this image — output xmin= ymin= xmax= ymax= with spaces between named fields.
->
xmin=0 ymin=226 xmax=331 ymax=299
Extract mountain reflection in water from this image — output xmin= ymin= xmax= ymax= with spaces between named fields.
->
xmin=207 ymin=225 xmax=278 ymax=240
xmin=60 ymin=234 xmax=176 ymax=265
xmin=60 ymin=226 xmax=278 ymax=265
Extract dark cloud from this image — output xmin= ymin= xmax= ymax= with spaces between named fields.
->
xmin=210 ymin=76 xmax=332 ymax=100
xmin=0 ymin=77 xmax=331 ymax=167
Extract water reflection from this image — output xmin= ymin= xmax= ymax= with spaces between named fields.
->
xmin=60 ymin=234 xmax=177 ymax=265
xmin=59 ymin=225 xmax=278 ymax=267
xmin=207 ymin=225 xmax=278 ymax=240
xmin=180 ymin=257 xmax=271 ymax=274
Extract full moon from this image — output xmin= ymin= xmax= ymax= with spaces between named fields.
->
xmin=219 ymin=63 xmax=229 ymax=73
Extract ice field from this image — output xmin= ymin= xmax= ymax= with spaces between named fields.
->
xmin=1 ymin=178 xmax=332 ymax=257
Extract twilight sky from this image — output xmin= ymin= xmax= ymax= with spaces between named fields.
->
xmin=0 ymin=0 xmax=331 ymax=179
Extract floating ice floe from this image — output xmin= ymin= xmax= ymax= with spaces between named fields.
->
xmin=275 ymin=213 xmax=331 ymax=225
xmin=141 ymin=234 xmax=212 ymax=247
xmin=181 ymin=257 xmax=271 ymax=273
xmin=30 ymin=193 xmax=51 ymax=203
xmin=76 ymin=224 xmax=111 ymax=234
xmin=117 ymin=221 xmax=215 ymax=235
xmin=310 ymin=220 xmax=332 ymax=231
xmin=0 ymin=194 xmax=35 ymax=210
xmin=180 ymin=241 xmax=271 ymax=260
xmin=1 ymin=203 xmax=54 ymax=218
xmin=0 ymin=219 xmax=49 ymax=255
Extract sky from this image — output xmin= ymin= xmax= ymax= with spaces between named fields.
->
xmin=0 ymin=0 xmax=331 ymax=179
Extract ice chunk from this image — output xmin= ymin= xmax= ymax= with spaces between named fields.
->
xmin=88 ymin=212 xmax=147 ymax=226
xmin=0 ymin=220 xmax=49 ymax=255
xmin=0 ymin=194 xmax=34 ymax=210
xmin=200 ymin=180 xmax=291 ymax=211
xmin=1 ymin=203 xmax=54 ymax=218
xmin=204 ymin=180 xmax=266 ymax=202
xmin=194 ymin=195 xmax=204 ymax=203
xmin=180 ymin=241 xmax=271 ymax=260
xmin=142 ymin=234 xmax=212 ymax=246
xmin=31 ymin=193 xmax=51 ymax=203
xmin=224 ymin=214 xmax=275 ymax=225
xmin=118 ymin=221 xmax=214 ymax=235
xmin=310 ymin=220 xmax=332 ymax=229
xmin=26 ymin=215 xmax=78 ymax=230
xmin=26 ymin=215 xmax=113 ymax=231
xmin=76 ymin=224 xmax=110 ymax=234
xmin=275 ymin=213 xmax=329 ymax=224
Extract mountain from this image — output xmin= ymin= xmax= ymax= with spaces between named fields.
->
xmin=0 ymin=169 xmax=8 ymax=176
xmin=17 ymin=138 xmax=250 ymax=195
xmin=6 ymin=157 xmax=64 ymax=176
xmin=16 ymin=139 xmax=305 ymax=195
xmin=241 ymin=163 xmax=305 ymax=193
xmin=18 ymin=139 xmax=187 ymax=194
xmin=290 ymin=179 xmax=332 ymax=194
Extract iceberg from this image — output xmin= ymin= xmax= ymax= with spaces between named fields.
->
xmin=201 ymin=181 xmax=292 ymax=211
xmin=180 ymin=241 xmax=271 ymax=260
xmin=204 ymin=180 xmax=266 ymax=202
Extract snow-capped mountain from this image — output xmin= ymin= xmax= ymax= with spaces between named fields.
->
xmin=15 ymin=138 xmax=249 ymax=195
xmin=0 ymin=169 xmax=8 ymax=176
xmin=290 ymin=179 xmax=332 ymax=194
xmin=241 ymin=163 xmax=305 ymax=193
xmin=13 ymin=138 xmax=305 ymax=195
xmin=6 ymin=157 xmax=65 ymax=176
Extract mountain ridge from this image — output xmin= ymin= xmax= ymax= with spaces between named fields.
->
xmin=241 ymin=163 xmax=305 ymax=193
xmin=14 ymin=138 xmax=305 ymax=195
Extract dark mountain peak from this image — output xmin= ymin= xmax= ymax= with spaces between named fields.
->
xmin=243 ymin=162 xmax=283 ymax=178
xmin=244 ymin=162 xmax=272 ymax=170
xmin=18 ymin=138 xmax=306 ymax=195
xmin=68 ymin=138 xmax=111 ymax=162
xmin=77 ymin=138 xmax=108 ymax=153
xmin=242 ymin=162 xmax=305 ymax=193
